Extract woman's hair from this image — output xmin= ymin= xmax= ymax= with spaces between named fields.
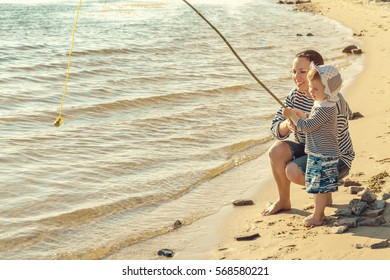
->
xmin=307 ymin=68 xmax=321 ymax=82
xmin=295 ymin=50 xmax=324 ymax=66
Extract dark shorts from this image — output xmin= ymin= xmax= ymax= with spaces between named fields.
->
xmin=285 ymin=140 xmax=350 ymax=180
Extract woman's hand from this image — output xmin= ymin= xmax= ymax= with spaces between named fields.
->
xmin=278 ymin=118 xmax=296 ymax=137
xmin=282 ymin=107 xmax=300 ymax=126
xmin=286 ymin=119 xmax=296 ymax=132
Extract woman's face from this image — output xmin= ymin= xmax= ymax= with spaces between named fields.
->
xmin=291 ymin=57 xmax=311 ymax=94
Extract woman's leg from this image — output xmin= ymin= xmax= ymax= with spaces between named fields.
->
xmin=262 ymin=141 xmax=293 ymax=215
xmin=285 ymin=161 xmax=305 ymax=186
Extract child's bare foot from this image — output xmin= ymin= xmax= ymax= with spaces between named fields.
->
xmin=303 ymin=214 xmax=325 ymax=227
xmin=261 ymin=200 xmax=291 ymax=216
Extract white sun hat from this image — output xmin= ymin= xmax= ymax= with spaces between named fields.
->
xmin=311 ymin=63 xmax=342 ymax=102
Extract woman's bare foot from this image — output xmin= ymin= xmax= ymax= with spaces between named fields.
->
xmin=303 ymin=214 xmax=325 ymax=227
xmin=261 ymin=200 xmax=291 ymax=216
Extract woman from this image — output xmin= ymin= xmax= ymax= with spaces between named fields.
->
xmin=262 ymin=50 xmax=355 ymax=216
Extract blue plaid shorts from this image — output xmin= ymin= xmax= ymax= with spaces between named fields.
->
xmin=306 ymin=155 xmax=338 ymax=194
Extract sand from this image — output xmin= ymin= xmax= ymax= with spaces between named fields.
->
xmin=106 ymin=0 xmax=390 ymax=260
xmin=206 ymin=0 xmax=390 ymax=260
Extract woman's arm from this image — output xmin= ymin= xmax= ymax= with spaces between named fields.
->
xmin=270 ymin=91 xmax=296 ymax=139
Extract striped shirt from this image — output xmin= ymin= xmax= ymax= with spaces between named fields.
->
xmin=296 ymin=102 xmax=338 ymax=158
xmin=270 ymin=89 xmax=355 ymax=168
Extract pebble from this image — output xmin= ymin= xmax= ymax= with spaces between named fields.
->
xmin=350 ymin=201 xmax=368 ymax=216
xmin=372 ymin=200 xmax=387 ymax=210
xmin=355 ymin=244 xmax=364 ymax=249
xmin=232 ymin=199 xmax=254 ymax=206
xmin=173 ymin=220 xmax=182 ymax=229
xmin=331 ymin=225 xmax=349 ymax=234
xmin=334 ymin=218 xmax=358 ymax=228
xmin=370 ymin=240 xmax=389 ymax=249
xmin=157 ymin=248 xmax=174 ymax=257
xmin=234 ymin=233 xmax=260 ymax=241
xmin=360 ymin=188 xmax=377 ymax=203
xmin=349 ymin=186 xmax=364 ymax=194
xmin=358 ymin=216 xmax=386 ymax=227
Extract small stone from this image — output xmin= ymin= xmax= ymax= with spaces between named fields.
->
xmin=350 ymin=112 xmax=364 ymax=120
xmin=349 ymin=186 xmax=364 ymax=194
xmin=344 ymin=179 xmax=362 ymax=187
xmin=355 ymin=244 xmax=364 ymax=249
xmin=173 ymin=220 xmax=182 ymax=229
xmin=342 ymin=45 xmax=359 ymax=53
xmin=350 ymin=200 xmax=368 ymax=216
xmin=363 ymin=209 xmax=385 ymax=218
xmin=334 ymin=217 xmax=358 ymax=228
xmin=334 ymin=209 xmax=352 ymax=217
xmin=232 ymin=199 xmax=254 ymax=206
xmin=372 ymin=200 xmax=387 ymax=210
xmin=351 ymin=48 xmax=363 ymax=54
xmin=157 ymin=248 xmax=174 ymax=257
xmin=370 ymin=240 xmax=389 ymax=249
xmin=360 ymin=188 xmax=377 ymax=203
xmin=358 ymin=216 xmax=386 ymax=227
xmin=382 ymin=193 xmax=390 ymax=200
xmin=306 ymin=33 xmax=314 ymax=36
xmin=331 ymin=225 xmax=349 ymax=234
xmin=348 ymin=198 xmax=360 ymax=207
xmin=234 ymin=233 xmax=260 ymax=241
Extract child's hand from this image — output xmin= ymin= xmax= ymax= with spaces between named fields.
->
xmin=292 ymin=108 xmax=307 ymax=120
xmin=282 ymin=107 xmax=294 ymax=118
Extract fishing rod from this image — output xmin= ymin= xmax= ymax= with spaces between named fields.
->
xmin=182 ymin=0 xmax=285 ymax=108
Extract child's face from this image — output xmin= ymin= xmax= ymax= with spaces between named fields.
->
xmin=308 ymin=79 xmax=326 ymax=101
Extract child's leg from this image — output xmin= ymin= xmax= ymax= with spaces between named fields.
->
xmin=303 ymin=193 xmax=327 ymax=227
xmin=326 ymin=193 xmax=333 ymax=206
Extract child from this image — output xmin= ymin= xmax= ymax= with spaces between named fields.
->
xmin=282 ymin=63 xmax=342 ymax=227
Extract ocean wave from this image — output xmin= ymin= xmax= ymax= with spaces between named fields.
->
xmin=50 ymin=84 xmax=256 ymax=118
xmin=71 ymin=47 xmax=137 ymax=57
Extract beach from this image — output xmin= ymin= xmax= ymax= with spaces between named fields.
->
xmin=106 ymin=0 xmax=390 ymax=260
xmin=1 ymin=0 xmax=388 ymax=262
xmin=208 ymin=0 xmax=390 ymax=260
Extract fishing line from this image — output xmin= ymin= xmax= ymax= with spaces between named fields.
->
xmin=54 ymin=0 xmax=284 ymax=127
xmin=182 ymin=0 xmax=285 ymax=108
xmin=54 ymin=0 xmax=83 ymax=127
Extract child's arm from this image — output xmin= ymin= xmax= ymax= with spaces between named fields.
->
xmin=295 ymin=107 xmax=335 ymax=133
xmin=282 ymin=107 xmax=301 ymax=125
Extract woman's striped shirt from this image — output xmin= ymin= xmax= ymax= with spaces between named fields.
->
xmin=270 ymin=89 xmax=355 ymax=168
